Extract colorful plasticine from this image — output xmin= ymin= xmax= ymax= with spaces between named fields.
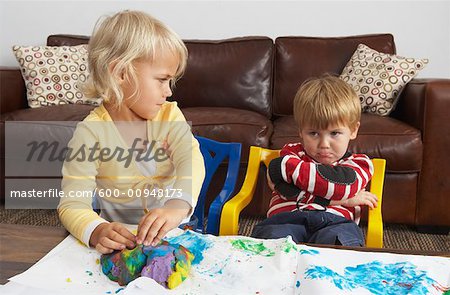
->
xmin=100 ymin=240 xmax=194 ymax=289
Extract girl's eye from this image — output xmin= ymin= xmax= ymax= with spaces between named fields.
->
xmin=309 ymin=132 xmax=319 ymax=136
xmin=158 ymin=77 xmax=172 ymax=83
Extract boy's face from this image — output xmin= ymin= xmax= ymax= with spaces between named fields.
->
xmin=298 ymin=122 xmax=359 ymax=165
xmin=121 ymin=52 xmax=179 ymax=120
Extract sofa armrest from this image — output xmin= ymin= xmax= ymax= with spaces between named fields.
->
xmin=0 ymin=67 xmax=27 ymax=115
xmin=392 ymin=78 xmax=450 ymax=130
xmin=392 ymin=78 xmax=450 ymax=228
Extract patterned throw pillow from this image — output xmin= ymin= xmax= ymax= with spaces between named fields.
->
xmin=12 ymin=45 xmax=101 ymax=108
xmin=340 ymin=44 xmax=428 ymax=116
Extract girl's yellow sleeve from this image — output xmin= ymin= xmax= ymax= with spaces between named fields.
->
xmin=58 ymin=121 xmax=106 ymax=244
xmin=160 ymin=102 xmax=205 ymax=210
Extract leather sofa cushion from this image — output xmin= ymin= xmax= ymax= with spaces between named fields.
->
xmin=172 ymin=37 xmax=273 ymax=118
xmin=273 ymin=34 xmax=396 ymax=116
xmin=0 ymin=105 xmax=93 ymax=169
xmin=3 ymin=120 xmax=78 ymax=179
xmin=182 ymin=107 xmax=273 ymax=161
xmin=1 ymin=104 xmax=94 ymax=121
xmin=47 ymin=35 xmax=274 ymax=118
xmin=271 ymin=113 xmax=422 ymax=173
xmin=47 ymin=34 xmax=89 ymax=46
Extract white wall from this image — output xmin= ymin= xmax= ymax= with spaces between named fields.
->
xmin=1 ymin=0 xmax=449 ymax=78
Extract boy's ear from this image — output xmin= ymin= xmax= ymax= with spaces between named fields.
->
xmin=350 ymin=121 xmax=360 ymax=139
xmin=297 ymin=129 xmax=304 ymax=142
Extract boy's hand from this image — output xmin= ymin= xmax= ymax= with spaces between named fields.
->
xmin=90 ymin=222 xmax=136 ymax=254
xmin=137 ymin=200 xmax=190 ymax=247
xmin=334 ymin=189 xmax=378 ymax=209
xmin=267 ymin=169 xmax=275 ymax=191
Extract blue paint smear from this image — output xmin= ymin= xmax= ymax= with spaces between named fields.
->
xmin=296 ymin=280 xmax=301 ymax=288
xmin=299 ymin=248 xmax=319 ymax=255
xmin=305 ymin=260 xmax=448 ymax=295
xmin=165 ymin=231 xmax=212 ymax=265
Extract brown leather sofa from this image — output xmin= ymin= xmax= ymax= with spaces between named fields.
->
xmin=1 ymin=34 xmax=449 ymax=233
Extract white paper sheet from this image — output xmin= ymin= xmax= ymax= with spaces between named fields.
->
xmin=6 ymin=228 xmax=450 ymax=295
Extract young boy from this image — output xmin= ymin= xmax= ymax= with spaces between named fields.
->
xmin=251 ymin=75 xmax=377 ymax=246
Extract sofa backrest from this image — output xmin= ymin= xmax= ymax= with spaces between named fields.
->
xmin=273 ymin=34 xmax=396 ymax=116
xmin=47 ymin=34 xmax=90 ymax=46
xmin=46 ymin=35 xmax=274 ymax=118
xmin=47 ymin=34 xmax=397 ymax=118
xmin=173 ymin=37 xmax=273 ymax=118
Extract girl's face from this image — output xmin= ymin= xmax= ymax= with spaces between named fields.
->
xmin=121 ymin=52 xmax=179 ymax=120
xmin=299 ymin=122 xmax=359 ymax=165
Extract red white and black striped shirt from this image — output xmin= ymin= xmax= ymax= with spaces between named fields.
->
xmin=267 ymin=143 xmax=374 ymax=224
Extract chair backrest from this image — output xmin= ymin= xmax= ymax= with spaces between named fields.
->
xmin=220 ymin=146 xmax=278 ymax=235
xmin=193 ymin=136 xmax=242 ymax=235
xmin=366 ymin=158 xmax=386 ymax=248
xmin=220 ymin=146 xmax=386 ymax=248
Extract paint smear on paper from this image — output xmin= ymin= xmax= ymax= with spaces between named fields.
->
xmin=299 ymin=248 xmax=320 ymax=255
xmin=304 ymin=260 xmax=450 ymax=295
xmin=230 ymin=239 xmax=275 ymax=257
xmin=282 ymin=240 xmax=298 ymax=253
xmin=165 ymin=231 xmax=212 ymax=265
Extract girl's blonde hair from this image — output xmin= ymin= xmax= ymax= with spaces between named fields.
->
xmin=293 ymin=74 xmax=361 ymax=131
xmin=82 ymin=10 xmax=188 ymax=106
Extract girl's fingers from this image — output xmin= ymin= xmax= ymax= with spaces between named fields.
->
xmin=144 ymin=218 xmax=166 ymax=246
xmin=113 ymin=225 xmax=136 ymax=248
xmin=97 ymin=237 xmax=124 ymax=253
xmin=108 ymin=229 xmax=134 ymax=249
xmin=137 ymin=213 xmax=158 ymax=244
xmin=150 ymin=221 xmax=172 ymax=247
xmin=95 ymin=243 xmax=113 ymax=254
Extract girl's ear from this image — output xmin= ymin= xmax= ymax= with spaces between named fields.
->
xmin=109 ymin=61 xmax=126 ymax=83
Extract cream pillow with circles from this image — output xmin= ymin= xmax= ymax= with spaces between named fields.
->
xmin=340 ymin=44 xmax=428 ymax=116
xmin=12 ymin=44 xmax=102 ymax=108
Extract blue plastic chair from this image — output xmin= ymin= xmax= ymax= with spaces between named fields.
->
xmin=193 ymin=136 xmax=242 ymax=235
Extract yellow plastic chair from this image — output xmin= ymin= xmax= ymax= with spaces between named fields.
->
xmin=219 ymin=146 xmax=386 ymax=248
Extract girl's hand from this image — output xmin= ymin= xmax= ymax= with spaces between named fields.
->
xmin=137 ymin=200 xmax=190 ymax=247
xmin=90 ymin=222 xmax=136 ymax=254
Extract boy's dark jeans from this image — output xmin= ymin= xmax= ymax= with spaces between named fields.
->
xmin=251 ymin=210 xmax=364 ymax=247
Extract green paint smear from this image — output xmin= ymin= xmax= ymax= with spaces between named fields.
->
xmin=231 ymin=239 xmax=275 ymax=257
xmin=282 ymin=240 xmax=298 ymax=253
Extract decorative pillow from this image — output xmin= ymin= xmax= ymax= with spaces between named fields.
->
xmin=12 ymin=45 xmax=101 ymax=108
xmin=340 ymin=44 xmax=428 ymax=116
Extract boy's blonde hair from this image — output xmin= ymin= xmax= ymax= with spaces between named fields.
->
xmin=293 ymin=74 xmax=361 ymax=131
xmin=83 ymin=10 xmax=188 ymax=106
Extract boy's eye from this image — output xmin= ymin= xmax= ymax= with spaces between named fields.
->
xmin=308 ymin=131 xmax=319 ymax=136
xmin=331 ymin=131 xmax=341 ymax=136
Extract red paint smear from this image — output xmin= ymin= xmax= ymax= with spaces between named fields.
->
xmin=432 ymin=282 xmax=450 ymax=292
